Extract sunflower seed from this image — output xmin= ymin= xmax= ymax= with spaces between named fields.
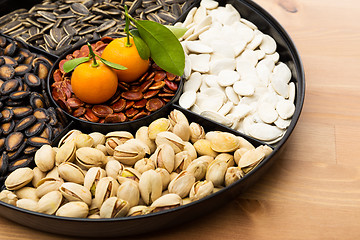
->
xmin=70 ymin=3 xmax=90 ymax=16
xmin=29 ymin=26 xmax=40 ymax=36
xmin=57 ymin=12 xmax=77 ymax=19
xmin=2 ymin=21 xmax=22 ymax=34
xmin=146 ymin=13 xmax=162 ymax=23
xmin=129 ymin=0 xmax=142 ymax=14
xmin=36 ymin=17 xmax=52 ymax=25
xmin=37 ymin=11 xmax=57 ymax=22
xmin=25 ymin=18 xmax=42 ymax=28
xmin=44 ymin=34 xmax=57 ymax=49
xmin=56 ymin=35 xmax=72 ymax=50
xmin=26 ymin=33 xmax=43 ymax=43
xmin=50 ymin=28 xmax=63 ymax=43
xmin=96 ymin=20 xmax=116 ymax=32
xmin=63 ymin=25 xmax=77 ymax=36
xmin=157 ymin=11 xmax=176 ymax=23
xmin=144 ymin=5 xmax=163 ymax=14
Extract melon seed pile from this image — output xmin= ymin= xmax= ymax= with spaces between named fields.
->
xmin=178 ymin=0 xmax=296 ymax=144
xmin=0 ymin=109 xmax=272 ymax=218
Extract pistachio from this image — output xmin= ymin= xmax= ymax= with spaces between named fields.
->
xmin=84 ymin=167 xmax=107 ymax=196
xmin=105 ymin=160 xmax=124 ymax=179
xmin=205 ymin=156 xmax=229 ymax=187
xmin=225 ymin=167 xmax=244 ymax=186
xmin=37 ymin=191 xmax=63 ymax=215
xmin=148 ymin=118 xmax=171 ymax=140
xmin=237 ymin=146 xmax=266 ymax=169
xmin=169 ymin=109 xmax=189 ymax=127
xmin=16 ymin=199 xmax=38 ymax=212
xmin=88 ymin=214 xmax=101 ymax=219
xmin=116 ymin=180 xmax=139 ymax=208
xmin=209 ymin=132 xmax=240 ymax=152
xmin=189 ymin=122 xmax=205 ymax=143
xmin=99 ymin=197 xmax=130 ymax=218
xmin=135 ymin=126 xmax=156 ymax=154
xmin=237 ymin=136 xmax=256 ymax=151
xmin=155 ymin=131 xmax=185 ymax=154
xmin=59 ymin=182 xmax=92 ymax=206
xmin=147 ymin=193 xmax=182 ymax=214
xmin=35 ymin=177 xmax=63 ymax=198
xmin=89 ymin=132 xmax=106 ymax=146
xmin=127 ymin=205 xmax=148 ymax=217
xmin=138 ymin=169 xmax=162 ymax=205
xmin=168 ymin=170 xmax=195 ymax=198
xmin=257 ymin=145 xmax=273 ymax=157
xmin=152 ymin=144 xmax=175 ymax=173
xmin=74 ymin=133 xmax=94 ymax=149
xmin=172 ymin=122 xmax=191 ymax=142
xmin=126 ymin=139 xmax=151 ymax=155
xmin=113 ymin=140 xmax=146 ymax=166
xmin=5 ymin=167 xmax=34 ymax=190
xmin=174 ymin=151 xmax=192 ymax=172
xmin=105 ymin=131 xmax=133 ymax=154
xmin=193 ymin=139 xmax=218 ymax=158
xmin=183 ymin=142 xmax=198 ymax=161
xmin=55 ymin=140 xmax=76 ymax=166
xmin=117 ymin=167 xmax=141 ymax=184
xmin=45 ymin=166 xmax=60 ymax=179
xmin=0 ymin=190 xmax=18 ymax=205
xmin=155 ymin=168 xmax=171 ymax=191
xmin=189 ymin=180 xmax=214 ymax=201
xmin=182 ymin=197 xmax=192 ymax=205
xmin=15 ymin=187 xmax=38 ymax=201
xmin=58 ymin=130 xmax=82 ymax=148
xmin=58 ymin=162 xmax=85 ymax=184
xmin=75 ymin=147 xmax=105 ymax=169
xmin=93 ymin=177 xmax=119 ymax=208
xmin=56 ymin=201 xmax=89 ymax=218
xmin=34 ymin=144 xmax=55 ymax=172
xmin=105 ymin=137 xmax=123 ymax=155
xmin=234 ymin=148 xmax=250 ymax=165
xmin=32 ymin=167 xmax=46 ymax=187
xmin=185 ymin=157 xmax=210 ymax=181
xmin=96 ymin=144 xmax=108 ymax=156
xmin=134 ymin=158 xmax=155 ymax=174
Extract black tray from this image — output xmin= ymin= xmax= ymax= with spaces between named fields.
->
xmin=0 ymin=0 xmax=305 ymax=237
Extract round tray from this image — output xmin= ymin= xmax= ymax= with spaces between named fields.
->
xmin=0 ymin=0 xmax=305 ymax=237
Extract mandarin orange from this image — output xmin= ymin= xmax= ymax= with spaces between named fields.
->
xmin=71 ymin=61 xmax=118 ymax=104
xmin=101 ymin=37 xmax=150 ymax=83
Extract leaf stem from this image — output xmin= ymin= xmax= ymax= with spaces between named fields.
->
xmin=87 ymin=42 xmax=99 ymax=67
xmin=124 ymin=5 xmax=132 ymax=47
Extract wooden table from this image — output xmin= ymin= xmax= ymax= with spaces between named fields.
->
xmin=1 ymin=0 xmax=360 ymax=239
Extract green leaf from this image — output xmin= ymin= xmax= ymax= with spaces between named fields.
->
xmin=100 ymin=57 xmax=127 ymax=70
xmin=63 ymin=57 xmax=90 ymax=73
xmin=165 ymin=26 xmax=187 ymax=39
xmin=135 ymin=20 xmax=185 ymax=76
xmin=130 ymin=29 xmax=150 ymax=60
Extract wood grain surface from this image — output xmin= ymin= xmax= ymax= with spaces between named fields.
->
xmin=1 ymin=0 xmax=360 ymax=239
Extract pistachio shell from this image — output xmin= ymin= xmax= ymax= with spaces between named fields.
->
xmin=113 ymin=140 xmax=146 ymax=166
xmin=45 ymin=166 xmax=60 ymax=179
xmin=88 ymin=214 xmax=101 ymax=219
xmin=134 ymin=158 xmax=155 ymax=174
xmin=56 ymin=201 xmax=89 ymax=218
xmin=16 ymin=198 xmax=38 ymax=212
xmin=89 ymin=132 xmax=106 ymax=146
xmin=15 ymin=187 xmax=38 ymax=201
xmin=152 ymin=144 xmax=175 ymax=173
xmin=35 ymin=177 xmax=63 ymax=198
xmin=55 ymin=140 xmax=76 ymax=166
xmin=135 ymin=126 xmax=156 ymax=154
xmin=58 ymin=130 xmax=82 ymax=148
xmin=225 ymin=167 xmax=244 ymax=186
xmin=155 ymin=168 xmax=171 ymax=191
xmin=127 ymin=205 xmax=148 ymax=217
xmin=169 ymin=109 xmax=189 ymax=127
xmin=96 ymin=144 xmax=108 ymax=155
xmin=209 ymin=132 xmax=240 ymax=152
xmin=99 ymin=197 xmax=130 ymax=218
xmin=117 ymin=167 xmax=141 ymax=184
xmin=34 ymin=144 xmax=55 ymax=172
xmin=37 ymin=191 xmax=63 ymax=215
xmin=183 ymin=142 xmax=198 ymax=161
xmin=205 ymin=158 xmax=228 ymax=187
xmin=155 ymin=131 xmax=185 ymax=154
xmin=234 ymin=148 xmax=250 ymax=165
xmin=185 ymin=157 xmax=209 ymax=181
xmin=193 ymin=139 xmax=218 ymax=158
xmin=84 ymin=167 xmax=107 ymax=196
xmin=58 ymin=162 xmax=85 ymax=184
xmin=189 ymin=122 xmax=205 ymax=143
xmin=105 ymin=160 xmax=124 ymax=179
xmin=105 ymin=137 xmax=123 ymax=155
xmin=74 ymin=133 xmax=94 ymax=149
xmin=32 ymin=167 xmax=46 ymax=187
xmin=148 ymin=118 xmax=171 ymax=140
xmin=189 ymin=180 xmax=214 ymax=201
xmin=237 ymin=146 xmax=266 ymax=168
xmin=172 ymin=123 xmax=191 ymax=142
xmin=168 ymin=170 xmax=195 ymax=198
xmin=173 ymin=151 xmax=192 ymax=172
xmin=147 ymin=193 xmax=182 ymax=214
xmin=5 ymin=167 xmax=34 ymax=190
xmin=138 ymin=169 xmax=162 ymax=205
xmin=0 ymin=190 xmax=18 ymax=205
xmin=93 ymin=177 xmax=119 ymax=208
xmin=76 ymin=147 xmax=106 ymax=169
xmin=116 ymin=180 xmax=139 ymax=208
xmin=59 ymin=182 xmax=92 ymax=206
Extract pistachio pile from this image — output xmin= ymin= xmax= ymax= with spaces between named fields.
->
xmin=0 ymin=109 xmax=272 ymax=218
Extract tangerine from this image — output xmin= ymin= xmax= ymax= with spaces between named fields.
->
xmin=71 ymin=60 xmax=118 ymax=104
xmin=101 ymin=37 xmax=150 ymax=83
